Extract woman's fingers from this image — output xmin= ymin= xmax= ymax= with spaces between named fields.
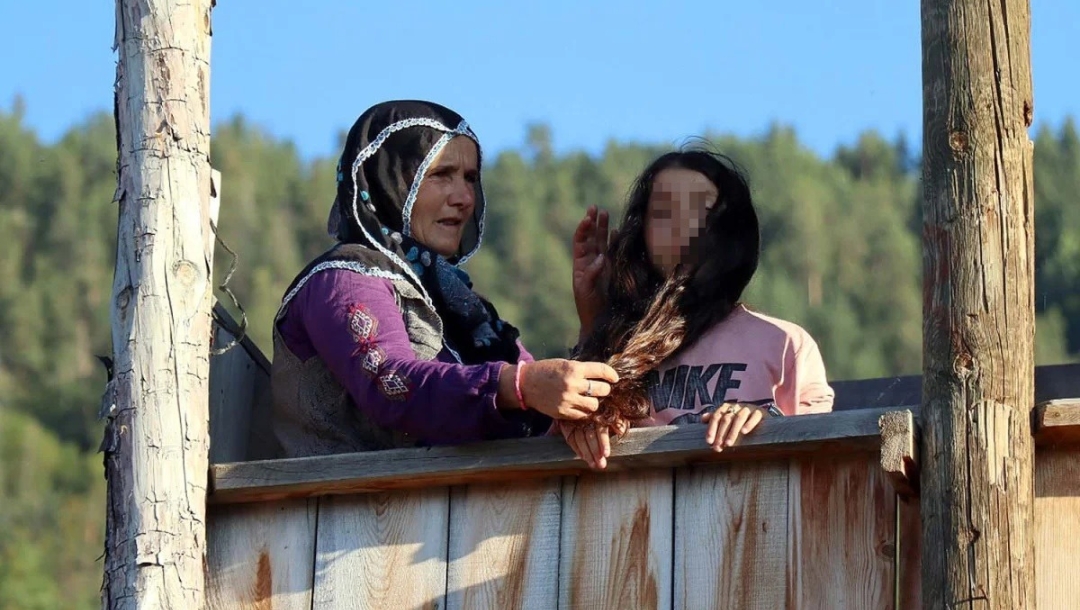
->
xmin=576 ymin=361 xmax=620 ymax=383
xmin=563 ymin=426 xmax=601 ymax=469
xmin=571 ymin=432 xmax=591 ymax=465
xmin=598 ymin=426 xmax=612 ymax=459
xmin=557 ymin=408 xmax=590 ymax=421
xmin=578 ymin=378 xmax=611 ymax=398
xmin=565 ymin=394 xmax=599 ymax=415
xmin=564 ymin=428 xmax=589 ymax=464
xmin=583 ymin=426 xmax=606 ymax=469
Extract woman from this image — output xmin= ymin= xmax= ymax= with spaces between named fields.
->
xmin=271 ymin=100 xmax=619 ymax=457
xmin=563 ymin=148 xmax=835 ymax=469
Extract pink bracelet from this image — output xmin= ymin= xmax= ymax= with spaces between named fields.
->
xmin=514 ymin=361 xmax=529 ymax=410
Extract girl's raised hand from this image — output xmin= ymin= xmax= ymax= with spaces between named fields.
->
xmin=572 ymin=205 xmax=614 ymax=338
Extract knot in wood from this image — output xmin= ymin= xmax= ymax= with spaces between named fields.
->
xmin=116 ymin=286 xmax=133 ymax=312
xmin=949 ymin=131 xmax=970 ymax=156
xmin=173 ymin=259 xmax=201 ymax=286
xmin=953 ymin=351 xmax=974 ymax=376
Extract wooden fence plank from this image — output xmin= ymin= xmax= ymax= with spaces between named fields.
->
xmin=1034 ymin=399 xmax=1080 ymax=447
xmin=830 ymin=363 xmax=1080 ymax=411
xmin=789 ymin=456 xmax=896 ymax=608
xmin=1035 ymin=448 xmax=1080 ymax=609
xmin=208 ymin=302 xmax=276 ymax=463
xmin=211 ymin=409 xmax=888 ymax=504
xmin=209 ymin=320 xmax=258 ymax=464
xmin=559 ymin=470 xmax=673 ymax=610
xmin=879 ymin=410 xmax=919 ymax=498
xmin=673 ymin=461 xmax=789 ymax=610
xmin=206 ymin=499 xmax=316 ymax=610
xmin=312 ymin=488 xmax=450 ymax=610
xmin=445 ymin=478 xmax=562 ymax=610
xmin=897 ymin=496 xmax=923 ymax=610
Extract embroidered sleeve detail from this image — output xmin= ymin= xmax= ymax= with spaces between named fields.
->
xmin=348 ymin=304 xmax=379 ymax=344
xmin=377 ymin=370 xmax=412 ymax=401
xmin=347 ymin=304 xmax=388 ymax=378
xmin=361 ymin=346 xmax=387 ymax=376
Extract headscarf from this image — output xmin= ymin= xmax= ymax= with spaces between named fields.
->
xmin=325 ymin=100 xmax=523 ymax=365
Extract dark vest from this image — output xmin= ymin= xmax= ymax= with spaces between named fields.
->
xmin=269 ymin=244 xmax=449 ymax=457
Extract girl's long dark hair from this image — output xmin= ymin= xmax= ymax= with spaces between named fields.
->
xmin=577 ymin=148 xmax=760 ymax=430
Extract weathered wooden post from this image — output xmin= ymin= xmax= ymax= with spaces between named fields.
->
xmin=104 ymin=0 xmax=215 ymax=608
xmin=920 ymin=0 xmax=1036 ymax=608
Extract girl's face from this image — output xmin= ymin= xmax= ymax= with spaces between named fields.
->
xmin=644 ymin=168 xmax=719 ymax=276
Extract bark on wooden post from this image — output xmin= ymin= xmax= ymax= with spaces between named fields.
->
xmin=104 ymin=0 xmax=215 ymax=608
xmin=920 ymin=0 xmax=1036 ymax=608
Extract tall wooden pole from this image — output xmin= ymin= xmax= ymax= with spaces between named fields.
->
xmin=920 ymin=0 xmax=1036 ymax=608
xmin=104 ymin=1 xmax=215 ymax=608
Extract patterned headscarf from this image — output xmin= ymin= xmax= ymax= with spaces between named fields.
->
xmin=326 ymin=100 xmax=523 ymax=365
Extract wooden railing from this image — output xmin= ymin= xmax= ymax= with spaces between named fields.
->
xmin=204 ymin=310 xmax=1080 ymax=609
xmin=206 ymin=408 xmax=922 ymax=609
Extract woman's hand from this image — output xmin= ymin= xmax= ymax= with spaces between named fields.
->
xmin=572 ymin=206 xmax=613 ymax=340
xmin=701 ymin=403 xmax=765 ymax=452
xmin=560 ymin=418 xmax=629 ymax=470
xmin=562 ymin=422 xmax=611 ymax=469
xmin=499 ymin=359 xmax=619 ymax=421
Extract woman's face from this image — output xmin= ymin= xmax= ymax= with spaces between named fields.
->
xmin=644 ymin=167 xmax=718 ymax=276
xmin=410 ymin=136 xmax=479 ymax=257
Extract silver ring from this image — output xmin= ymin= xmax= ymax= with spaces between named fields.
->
xmin=585 ymin=380 xmax=593 ymax=397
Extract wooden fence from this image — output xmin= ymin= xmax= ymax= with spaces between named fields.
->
xmin=204 ymin=308 xmax=1080 ymax=609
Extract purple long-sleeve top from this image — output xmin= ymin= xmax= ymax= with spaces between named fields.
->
xmin=277 ymin=269 xmax=536 ymax=445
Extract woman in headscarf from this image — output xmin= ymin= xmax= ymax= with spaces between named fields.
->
xmin=271 ymin=100 xmax=619 ymax=457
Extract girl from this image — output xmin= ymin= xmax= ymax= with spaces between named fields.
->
xmin=560 ymin=148 xmax=834 ymax=469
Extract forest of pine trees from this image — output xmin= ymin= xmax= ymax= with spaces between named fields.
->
xmin=1 ymin=101 xmax=1078 ymax=608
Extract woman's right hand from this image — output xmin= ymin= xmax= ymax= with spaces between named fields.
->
xmin=502 ymin=358 xmax=619 ymax=420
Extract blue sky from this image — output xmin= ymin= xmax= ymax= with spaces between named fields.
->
xmin=1 ymin=1 xmax=1077 ymax=161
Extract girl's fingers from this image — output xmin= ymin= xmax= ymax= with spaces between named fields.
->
xmin=703 ymin=404 xmax=767 ymax=449
xmin=725 ymin=408 xmax=753 ymax=446
xmin=742 ymin=409 xmax=764 ymax=434
xmin=712 ymin=406 xmax=739 ymax=451
xmin=572 ymin=209 xmax=598 ymax=256
xmin=705 ymin=408 xmax=723 ymax=445
xmin=583 ymin=252 xmax=605 ymax=282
